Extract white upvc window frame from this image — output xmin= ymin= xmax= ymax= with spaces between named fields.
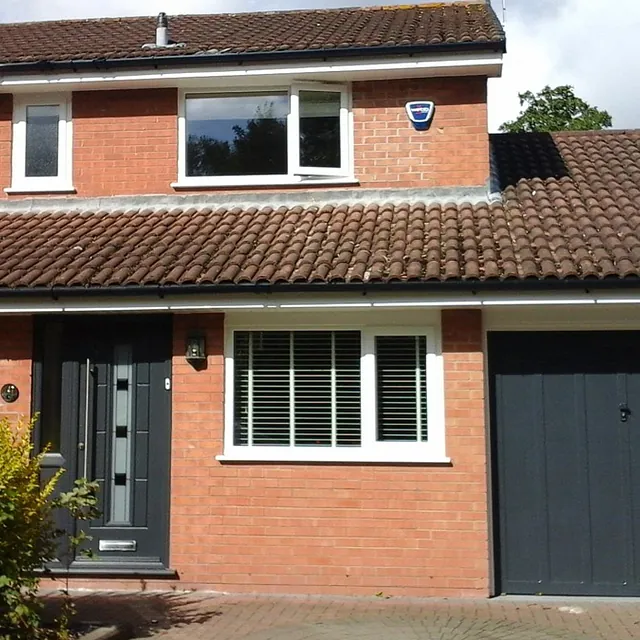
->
xmin=9 ymin=93 xmax=73 ymax=193
xmin=176 ymin=83 xmax=353 ymax=188
xmin=220 ymin=325 xmax=448 ymax=464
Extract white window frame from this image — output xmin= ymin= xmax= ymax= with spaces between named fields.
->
xmin=176 ymin=83 xmax=353 ymax=188
xmin=220 ymin=325 xmax=448 ymax=464
xmin=8 ymin=93 xmax=73 ymax=193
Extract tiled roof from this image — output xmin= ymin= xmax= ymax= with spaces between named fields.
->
xmin=0 ymin=3 xmax=505 ymax=67
xmin=0 ymin=130 xmax=639 ymax=292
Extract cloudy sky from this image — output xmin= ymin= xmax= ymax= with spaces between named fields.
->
xmin=1 ymin=0 xmax=638 ymax=132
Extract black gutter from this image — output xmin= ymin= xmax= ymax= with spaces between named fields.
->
xmin=0 ymin=40 xmax=506 ymax=75
xmin=0 ymin=277 xmax=639 ymax=299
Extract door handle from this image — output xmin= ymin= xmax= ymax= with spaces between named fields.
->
xmin=82 ymin=357 xmax=91 ymax=477
xmin=620 ymin=404 xmax=632 ymax=423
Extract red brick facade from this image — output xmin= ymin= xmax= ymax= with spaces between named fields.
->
xmin=353 ymin=77 xmax=489 ymax=189
xmin=0 ymin=68 xmax=492 ymax=597
xmin=10 ymin=310 xmax=488 ymax=596
xmin=1 ymin=77 xmax=489 ymax=198
xmin=0 ymin=316 xmax=33 ymax=422
xmin=168 ymin=309 xmax=487 ymax=596
xmin=72 ymin=89 xmax=178 ymax=197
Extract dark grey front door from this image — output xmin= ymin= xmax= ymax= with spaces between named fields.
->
xmin=33 ymin=315 xmax=172 ymax=574
xmin=490 ymin=331 xmax=640 ymax=596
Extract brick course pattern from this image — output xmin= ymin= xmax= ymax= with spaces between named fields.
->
xmin=42 ymin=592 xmax=640 ymax=640
xmin=353 ymin=77 xmax=489 ymax=189
xmin=72 ymin=89 xmax=178 ymax=197
xmin=0 ymin=94 xmax=12 ymax=195
xmin=0 ymin=316 xmax=33 ymax=422
xmin=2 ymin=77 xmax=487 ymax=198
xmin=164 ymin=308 xmax=487 ymax=597
xmin=38 ymin=309 xmax=487 ymax=597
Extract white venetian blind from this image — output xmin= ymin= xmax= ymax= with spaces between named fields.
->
xmin=234 ymin=330 xmax=361 ymax=447
xmin=375 ymin=335 xmax=428 ymax=441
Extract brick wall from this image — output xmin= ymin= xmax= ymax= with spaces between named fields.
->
xmin=0 ymin=95 xmax=12 ymax=195
xmin=72 ymin=89 xmax=178 ymax=197
xmin=163 ymin=309 xmax=488 ymax=597
xmin=1 ymin=76 xmax=487 ymax=198
xmin=353 ymin=77 xmax=489 ymax=189
xmin=0 ymin=316 xmax=33 ymax=422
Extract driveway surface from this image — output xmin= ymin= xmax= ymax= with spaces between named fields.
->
xmin=43 ymin=592 xmax=640 ymax=639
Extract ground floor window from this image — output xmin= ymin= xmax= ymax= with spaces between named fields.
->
xmin=223 ymin=326 xmax=446 ymax=463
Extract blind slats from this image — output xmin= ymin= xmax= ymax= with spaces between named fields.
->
xmin=234 ymin=330 xmax=361 ymax=447
xmin=376 ymin=335 xmax=428 ymax=442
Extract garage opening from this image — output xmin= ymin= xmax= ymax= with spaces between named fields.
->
xmin=489 ymin=331 xmax=640 ymax=596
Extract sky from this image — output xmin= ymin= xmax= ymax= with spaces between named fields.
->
xmin=1 ymin=0 xmax=638 ymax=132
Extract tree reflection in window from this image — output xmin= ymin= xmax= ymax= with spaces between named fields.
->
xmin=186 ymin=94 xmax=288 ymax=177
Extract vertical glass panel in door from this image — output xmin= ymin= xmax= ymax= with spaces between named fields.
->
xmin=299 ymin=91 xmax=341 ymax=168
xmin=186 ymin=93 xmax=288 ymax=176
xmin=25 ymin=105 xmax=59 ymax=177
xmin=39 ymin=319 xmax=64 ymax=452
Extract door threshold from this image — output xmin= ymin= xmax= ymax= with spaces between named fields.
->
xmin=38 ymin=565 xmax=177 ymax=579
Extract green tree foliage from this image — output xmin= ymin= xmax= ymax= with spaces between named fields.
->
xmin=0 ymin=417 xmax=99 ymax=639
xmin=499 ymin=85 xmax=612 ymax=133
xmin=187 ymin=103 xmax=287 ymax=176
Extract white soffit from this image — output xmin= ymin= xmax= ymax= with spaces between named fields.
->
xmin=0 ymin=291 xmax=639 ymax=314
xmin=0 ymin=52 xmax=503 ymax=92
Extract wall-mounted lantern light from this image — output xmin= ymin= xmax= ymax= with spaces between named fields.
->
xmin=185 ymin=335 xmax=206 ymax=364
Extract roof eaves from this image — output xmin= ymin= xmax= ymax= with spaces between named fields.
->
xmin=0 ymin=39 xmax=507 ymax=75
xmin=1 ymin=276 xmax=639 ymax=300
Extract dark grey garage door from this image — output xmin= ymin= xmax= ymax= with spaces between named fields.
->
xmin=490 ymin=331 xmax=640 ymax=596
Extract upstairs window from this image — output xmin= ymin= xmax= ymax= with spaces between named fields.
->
xmin=223 ymin=327 xmax=446 ymax=463
xmin=10 ymin=94 xmax=72 ymax=193
xmin=177 ymin=84 xmax=351 ymax=187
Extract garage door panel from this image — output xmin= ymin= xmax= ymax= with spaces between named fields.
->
xmin=544 ymin=373 xmax=591 ymax=589
xmin=497 ymin=373 xmax=547 ymax=587
xmin=629 ymin=374 xmax=640 ymax=589
xmin=584 ymin=373 xmax=631 ymax=589
xmin=491 ymin=331 xmax=640 ymax=597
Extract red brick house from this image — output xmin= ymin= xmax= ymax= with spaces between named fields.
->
xmin=1 ymin=3 xmax=639 ymax=598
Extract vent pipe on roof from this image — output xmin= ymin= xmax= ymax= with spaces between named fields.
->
xmin=156 ymin=12 xmax=169 ymax=47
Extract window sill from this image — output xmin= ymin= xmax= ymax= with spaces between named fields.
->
xmin=5 ymin=185 xmax=76 ymax=194
xmin=216 ymin=452 xmax=452 ymax=465
xmin=171 ymin=176 xmax=359 ymax=189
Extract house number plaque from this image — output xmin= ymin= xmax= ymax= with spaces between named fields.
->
xmin=1 ymin=384 xmax=19 ymax=403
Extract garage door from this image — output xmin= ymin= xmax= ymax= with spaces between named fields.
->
xmin=490 ymin=331 xmax=640 ymax=596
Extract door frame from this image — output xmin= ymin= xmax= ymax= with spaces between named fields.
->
xmin=31 ymin=314 xmax=176 ymax=577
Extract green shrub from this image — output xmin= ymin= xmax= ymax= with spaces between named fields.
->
xmin=0 ymin=417 xmax=98 ymax=639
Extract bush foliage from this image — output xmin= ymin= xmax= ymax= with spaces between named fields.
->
xmin=0 ymin=417 xmax=98 ymax=639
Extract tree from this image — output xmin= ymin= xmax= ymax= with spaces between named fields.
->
xmin=499 ymin=85 xmax=612 ymax=133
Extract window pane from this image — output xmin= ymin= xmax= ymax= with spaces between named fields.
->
xmin=39 ymin=320 xmax=64 ymax=451
xmin=294 ymin=332 xmax=332 ymax=446
xmin=252 ymin=332 xmax=291 ymax=445
xmin=335 ymin=331 xmax=362 ymax=446
xmin=299 ymin=90 xmax=341 ymax=168
xmin=25 ymin=105 xmax=59 ymax=178
xmin=233 ymin=330 xmax=361 ymax=447
xmin=186 ymin=94 xmax=288 ymax=177
xmin=376 ymin=336 xmax=428 ymax=441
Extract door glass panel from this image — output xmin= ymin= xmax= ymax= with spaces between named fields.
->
xmin=39 ymin=320 xmax=63 ymax=452
xmin=110 ymin=344 xmax=133 ymax=524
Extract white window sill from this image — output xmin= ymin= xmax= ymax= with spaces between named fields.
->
xmin=171 ymin=176 xmax=359 ymax=189
xmin=216 ymin=452 xmax=451 ymax=465
xmin=5 ymin=185 xmax=76 ymax=194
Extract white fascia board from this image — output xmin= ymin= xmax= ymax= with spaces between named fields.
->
xmin=0 ymin=52 xmax=503 ymax=92
xmin=1 ymin=290 xmax=640 ymax=314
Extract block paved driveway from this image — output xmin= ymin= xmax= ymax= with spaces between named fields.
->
xmin=42 ymin=591 xmax=640 ymax=639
